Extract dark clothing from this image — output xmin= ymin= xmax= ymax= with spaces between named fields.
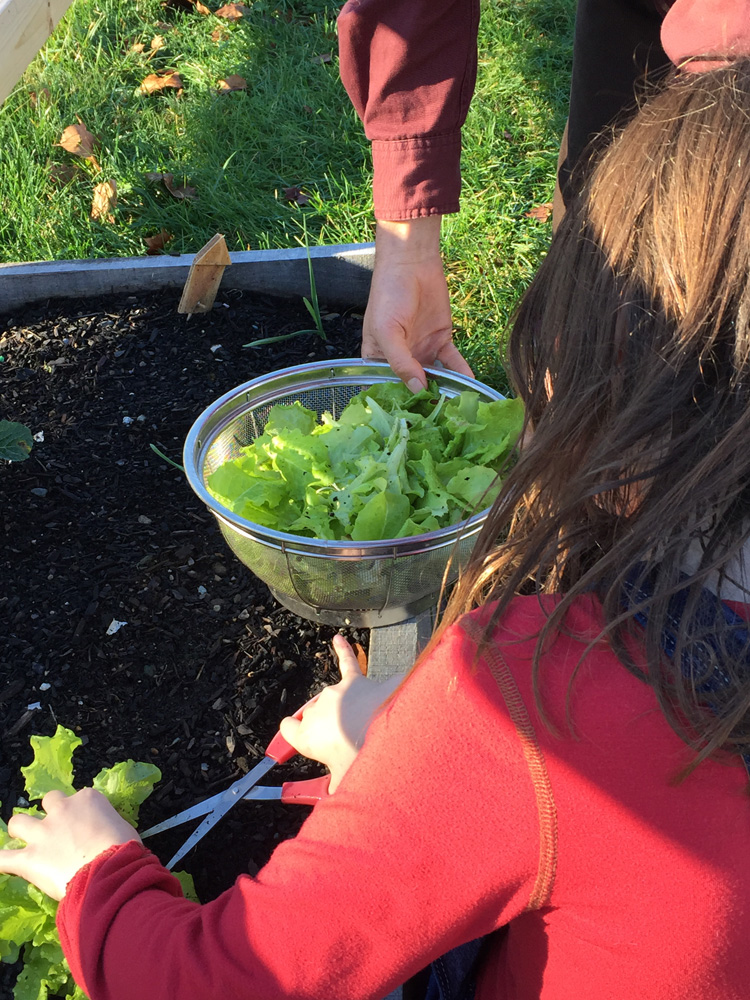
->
xmin=562 ymin=0 xmax=673 ymax=198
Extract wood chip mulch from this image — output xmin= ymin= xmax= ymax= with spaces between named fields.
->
xmin=0 ymin=286 xmax=370 ymax=930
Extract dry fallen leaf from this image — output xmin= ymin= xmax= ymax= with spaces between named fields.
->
xmin=215 ymin=2 xmax=247 ymax=19
xmin=49 ymin=163 xmax=78 ymax=185
xmin=150 ymin=34 xmax=166 ymax=50
xmin=90 ymin=180 xmax=117 ymax=223
xmin=130 ymin=41 xmax=146 ymax=53
xmin=145 ymin=170 xmax=197 ymax=200
xmin=282 ymin=185 xmax=310 ymax=206
xmin=211 ymin=26 xmax=230 ymax=41
xmin=144 ymin=228 xmax=174 ymax=254
xmin=525 ymin=201 xmax=553 ymax=222
xmin=29 ymin=87 xmax=51 ymax=107
xmin=140 ymin=71 xmax=184 ymax=94
xmin=163 ymin=173 xmax=197 ymax=200
xmin=352 ymin=642 xmax=368 ymax=676
xmin=195 ymin=1 xmax=213 ymax=13
xmin=57 ymin=123 xmax=99 ymax=159
xmin=217 ymin=74 xmax=247 ymax=93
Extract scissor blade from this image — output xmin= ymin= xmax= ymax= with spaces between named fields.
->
xmin=140 ymin=791 xmax=225 ymax=839
xmin=160 ymin=755 xmax=278 ymax=869
xmin=243 ymin=785 xmax=283 ymax=801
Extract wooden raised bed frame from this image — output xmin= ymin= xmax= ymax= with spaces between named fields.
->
xmin=0 ymin=0 xmax=75 ymax=106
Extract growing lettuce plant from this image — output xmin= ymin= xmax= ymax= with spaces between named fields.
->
xmin=0 ymin=726 xmax=194 ymax=1000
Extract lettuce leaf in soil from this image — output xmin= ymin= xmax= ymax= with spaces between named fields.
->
xmin=1 ymin=726 xmax=175 ymax=1000
xmin=0 ymin=421 xmax=33 ymax=462
xmin=207 ymin=383 xmax=524 ymax=541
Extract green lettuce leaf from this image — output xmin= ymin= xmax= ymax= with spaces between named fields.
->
xmin=21 ymin=727 xmax=81 ymax=800
xmin=351 ymin=492 xmax=411 ymax=541
xmin=92 ymin=761 xmax=162 ymax=827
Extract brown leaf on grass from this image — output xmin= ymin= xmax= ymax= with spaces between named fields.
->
xmin=57 ymin=123 xmax=99 ymax=159
xmin=150 ymin=34 xmax=166 ymax=50
xmin=282 ymin=185 xmax=310 ymax=206
xmin=195 ymin=1 xmax=213 ymax=13
xmin=165 ymin=177 xmax=197 ymax=200
xmin=140 ymin=71 xmax=184 ymax=94
xmin=49 ymin=163 xmax=79 ymax=185
xmin=311 ymin=52 xmax=333 ymax=64
xmin=525 ymin=201 xmax=553 ymax=222
xmin=29 ymin=87 xmax=51 ymax=107
xmin=144 ymin=228 xmax=174 ymax=254
xmin=215 ymin=2 xmax=247 ymax=19
xmin=211 ymin=26 xmax=230 ymax=41
xmin=90 ymin=180 xmax=117 ymax=223
xmin=145 ymin=170 xmax=197 ymax=200
xmin=217 ymin=74 xmax=247 ymax=93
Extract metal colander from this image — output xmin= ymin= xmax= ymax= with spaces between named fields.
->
xmin=183 ymin=359 xmax=505 ymax=627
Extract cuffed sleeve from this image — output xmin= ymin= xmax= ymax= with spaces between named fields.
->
xmin=337 ymin=0 xmax=480 ymax=219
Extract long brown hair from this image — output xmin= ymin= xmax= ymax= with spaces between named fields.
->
xmin=438 ymin=61 xmax=750 ymax=767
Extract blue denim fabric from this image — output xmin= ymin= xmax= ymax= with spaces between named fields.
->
xmin=423 ymin=937 xmax=486 ymax=1000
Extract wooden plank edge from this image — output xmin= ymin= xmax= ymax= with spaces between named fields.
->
xmin=0 ymin=0 xmax=75 ymax=107
xmin=368 ymin=607 xmax=436 ymax=682
xmin=0 ymin=243 xmax=375 ymax=313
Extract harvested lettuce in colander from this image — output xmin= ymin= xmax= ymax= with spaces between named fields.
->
xmin=206 ymin=381 xmax=524 ymax=542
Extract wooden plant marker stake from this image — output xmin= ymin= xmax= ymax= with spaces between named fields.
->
xmin=177 ymin=233 xmax=232 ymax=314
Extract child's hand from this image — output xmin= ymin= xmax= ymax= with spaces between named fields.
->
xmin=0 ymin=788 xmax=141 ymax=900
xmin=279 ymin=634 xmax=403 ymax=792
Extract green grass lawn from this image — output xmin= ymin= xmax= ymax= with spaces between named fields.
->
xmin=0 ymin=0 xmax=574 ymax=386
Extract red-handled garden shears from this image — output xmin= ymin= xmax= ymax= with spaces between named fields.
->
xmin=140 ymin=700 xmax=328 ymax=869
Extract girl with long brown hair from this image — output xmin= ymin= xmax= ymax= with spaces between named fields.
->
xmin=4 ymin=55 xmax=750 ymax=1000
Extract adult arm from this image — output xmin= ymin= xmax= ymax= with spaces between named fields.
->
xmin=337 ymin=0 xmax=479 ymax=386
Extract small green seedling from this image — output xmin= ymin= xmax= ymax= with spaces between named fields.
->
xmin=244 ymin=219 xmax=326 ymax=348
xmin=149 ymin=443 xmax=185 ymax=471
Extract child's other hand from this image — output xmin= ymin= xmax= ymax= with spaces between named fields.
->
xmin=279 ymin=634 xmax=403 ymax=792
xmin=0 ymin=788 xmax=141 ymax=900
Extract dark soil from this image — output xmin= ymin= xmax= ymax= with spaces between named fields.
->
xmin=0 ymin=287 xmax=369 ymax=937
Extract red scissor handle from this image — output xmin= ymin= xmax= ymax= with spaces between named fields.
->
xmin=264 ymin=695 xmax=320 ymax=764
xmin=279 ymin=774 xmax=331 ymax=804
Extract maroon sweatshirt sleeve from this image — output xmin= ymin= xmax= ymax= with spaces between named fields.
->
xmin=337 ymin=0 xmax=480 ymax=219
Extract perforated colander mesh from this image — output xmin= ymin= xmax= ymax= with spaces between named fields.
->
xmin=184 ymin=361 xmax=503 ymax=626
